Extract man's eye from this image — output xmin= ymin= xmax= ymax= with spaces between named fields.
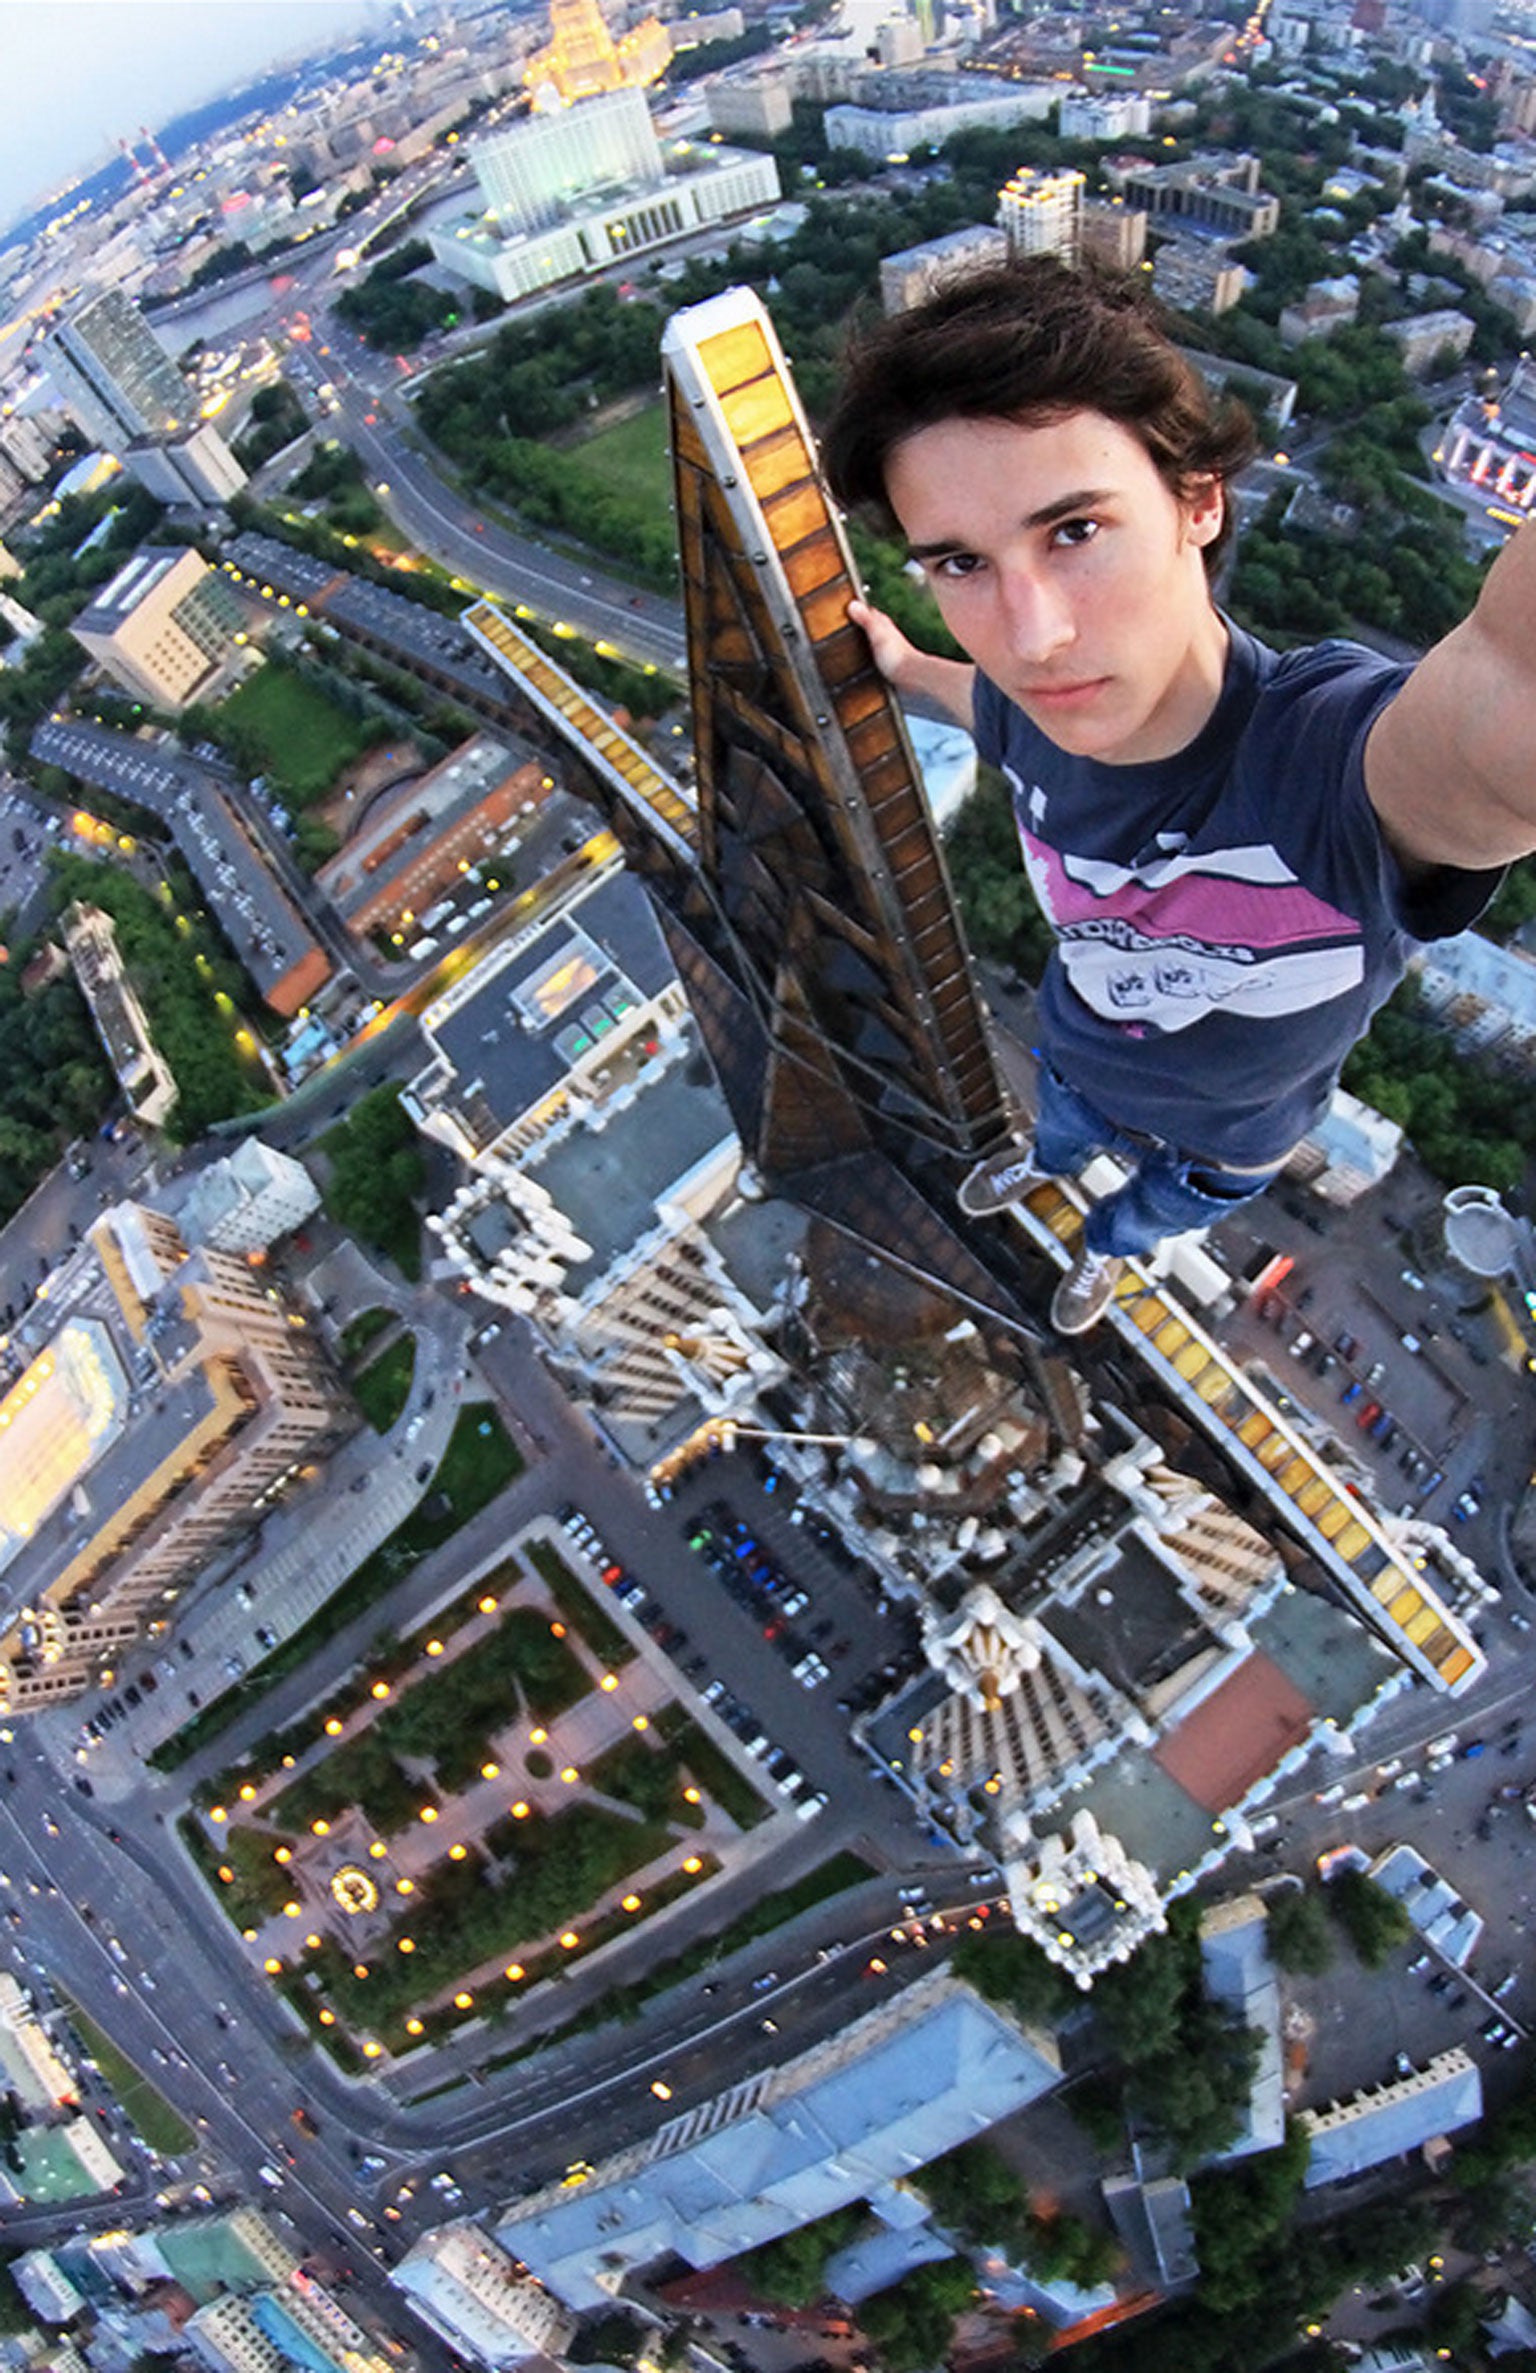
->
xmin=1052 ymin=518 xmax=1099 ymax=548
xmin=933 ymin=553 xmax=983 ymax=580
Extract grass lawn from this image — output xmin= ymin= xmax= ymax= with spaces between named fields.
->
xmin=62 ymin=1999 xmax=194 ymax=2154
xmin=217 ymin=663 xmax=371 ymax=805
xmin=353 ymin=1334 xmax=416 ymax=1431
xmin=341 ymin=1306 xmax=395 ymax=1362
xmin=567 ymin=401 xmax=672 ymax=530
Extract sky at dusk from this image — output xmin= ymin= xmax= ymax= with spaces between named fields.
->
xmin=0 ymin=0 xmax=376 ymax=236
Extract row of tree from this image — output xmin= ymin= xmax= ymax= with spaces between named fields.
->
xmin=335 ymin=237 xmax=468 ymax=353
xmin=318 ymin=1083 xmax=426 ymax=1277
xmin=45 ymin=853 xmax=271 ymax=1144
xmin=0 ymin=947 xmax=111 ymax=1232
xmin=302 ymin=1796 xmax=673 ymax=2025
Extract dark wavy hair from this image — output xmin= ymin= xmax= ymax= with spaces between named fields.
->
xmin=820 ymin=256 xmax=1258 ymax=580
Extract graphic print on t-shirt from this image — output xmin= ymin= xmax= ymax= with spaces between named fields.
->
xmin=1015 ymin=800 xmax=1366 ymax=1035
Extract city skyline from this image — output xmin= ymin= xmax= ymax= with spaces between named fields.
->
xmin=0 ymin=0 xmax=373 ymax=237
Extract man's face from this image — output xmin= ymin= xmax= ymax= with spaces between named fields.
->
xmin=884 ymin=409 xmax=1228 ymax=766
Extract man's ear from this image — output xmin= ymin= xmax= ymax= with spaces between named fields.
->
xmin=1183 ymin=474 xmax=1225 ymax=548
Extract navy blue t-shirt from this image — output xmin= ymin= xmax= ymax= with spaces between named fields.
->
xmin=973 ymin=623 xmax=1500 ymax=1167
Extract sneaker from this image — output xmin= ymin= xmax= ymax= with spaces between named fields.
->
xmin=1051 ymin=1246 xmax=1126 ymax=1335
xmin=957 ymin=1140 xmax=1050 ymax=1217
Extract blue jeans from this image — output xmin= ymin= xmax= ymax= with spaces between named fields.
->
xmin=1033 ymin=1062 xmax=1283 ymax=1261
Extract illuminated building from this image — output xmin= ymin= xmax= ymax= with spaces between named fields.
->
xmin=0 ymin=1203 xmax=353 ymax=1715
xmin=523 ymin=0 xmax=671 ymax=108
xmin=997 ymin=166 xmax=1084 ymax=263
xmin=46 ymin=291 xmax=187 ymax=446
xmin=59 ymin=901 xmax=178 ymax=1130
xmin=436 ymin=89 xmax=778 ymax=304
xmin=474 ymin=87 xmax=662 ymax=229
xmin=70 ymin=546 xmax=244 ymax=711
xmin=315 ymin=733 xmax=548 ymax=945
xmin=1433 ymin=354 xmax=1536 ymax=522
xmin=45 ymin=291 xmax=246 ymax=507
xmin=391 ymin=2224 xmax=576 ymax=2366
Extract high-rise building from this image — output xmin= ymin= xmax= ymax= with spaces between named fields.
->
xmin=879 ymin=224 xmax=1007 ymax=313
xmin=472 ymin=87 xmax=663 ymax=231
xmin=60 ymin=901 xmax=179 ymax=1129
xmin=46 ymin=290 xmax=188 ymax=445
xmin=997 ymin=165 xmax=1084 ymax=261
xmin=45 ymin=290 xmax=246 ymax=506
xmin=70 ymin=545 xmax=244 ymax=709
xmin=1080 ymin=194 xmax=1147 ymax=271
xmin=1152 ymin=237 xmax=1247 ymax=317
xmin=523 ymin=0 xmax=671 ymax=109
xmin=0 ymin=1202 xmax=354 ymax=1715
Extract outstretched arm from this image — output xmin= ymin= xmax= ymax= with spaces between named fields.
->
xmin=1366 ymin=517 xmax=1536 ymax=873
xmin=848 ymin=598 xmax=977 ymax=732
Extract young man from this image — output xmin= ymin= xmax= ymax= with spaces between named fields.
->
xmin=821 ymin=259 xmax=1533 ymax=1334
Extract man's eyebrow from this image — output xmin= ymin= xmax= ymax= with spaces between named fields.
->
xmin=906 ymin=488 xmax=1115 ymax=560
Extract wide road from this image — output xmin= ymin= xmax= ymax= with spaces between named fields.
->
xmin=10 ymin=1298 xmax=978 ymax=2265
xmin=271 ymin=282 xmax=691 ymax=684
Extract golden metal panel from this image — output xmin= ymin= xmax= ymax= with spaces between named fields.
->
xmin=698 ymin=319 xmax=775 ymax=391
xmin=743 ymin=425 xmax=814 ymax=501
xmin=764 ymin=485 xmax=832 ymax=551
xmin=721 ymin=376 xmax=795 ymax=447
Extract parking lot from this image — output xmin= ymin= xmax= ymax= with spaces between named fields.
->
xmin=556 ymin=1454 xmax=926 ymax=1833
xmin=1212 ymin=1178 xmax=1526 ymax=1567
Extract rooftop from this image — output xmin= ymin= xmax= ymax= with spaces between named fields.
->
xmin=74 ymin=545 xmax=189 ymax=634
xmin=423 ymin=867 xmax=678 ymax=1145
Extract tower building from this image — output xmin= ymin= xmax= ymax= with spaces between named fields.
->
xmin=469 ymin=289 xmax=1027 ymax=1343
xmin=46 ymin=290 xmax=187 ymax=446
xmin=523 ymin=0 xmax=671 ymax=107
xmin=997 ymin=166 xmax=1084 ymax=262
xmin=45 ymin=289 xmax=246 ymax=508
xmin=462 ymin=286 xmax=1482 ymax=1724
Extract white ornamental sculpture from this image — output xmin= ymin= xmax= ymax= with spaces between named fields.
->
xmin=923 ymin=1583 xmax=1043 ymax=1714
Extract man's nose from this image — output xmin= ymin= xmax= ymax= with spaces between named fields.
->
xmin=998 ymin=566 xmax=1074 ymax=664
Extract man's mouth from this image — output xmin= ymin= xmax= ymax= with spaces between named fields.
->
xmin=1023 ymin=678 xmax=1109 ymax=708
